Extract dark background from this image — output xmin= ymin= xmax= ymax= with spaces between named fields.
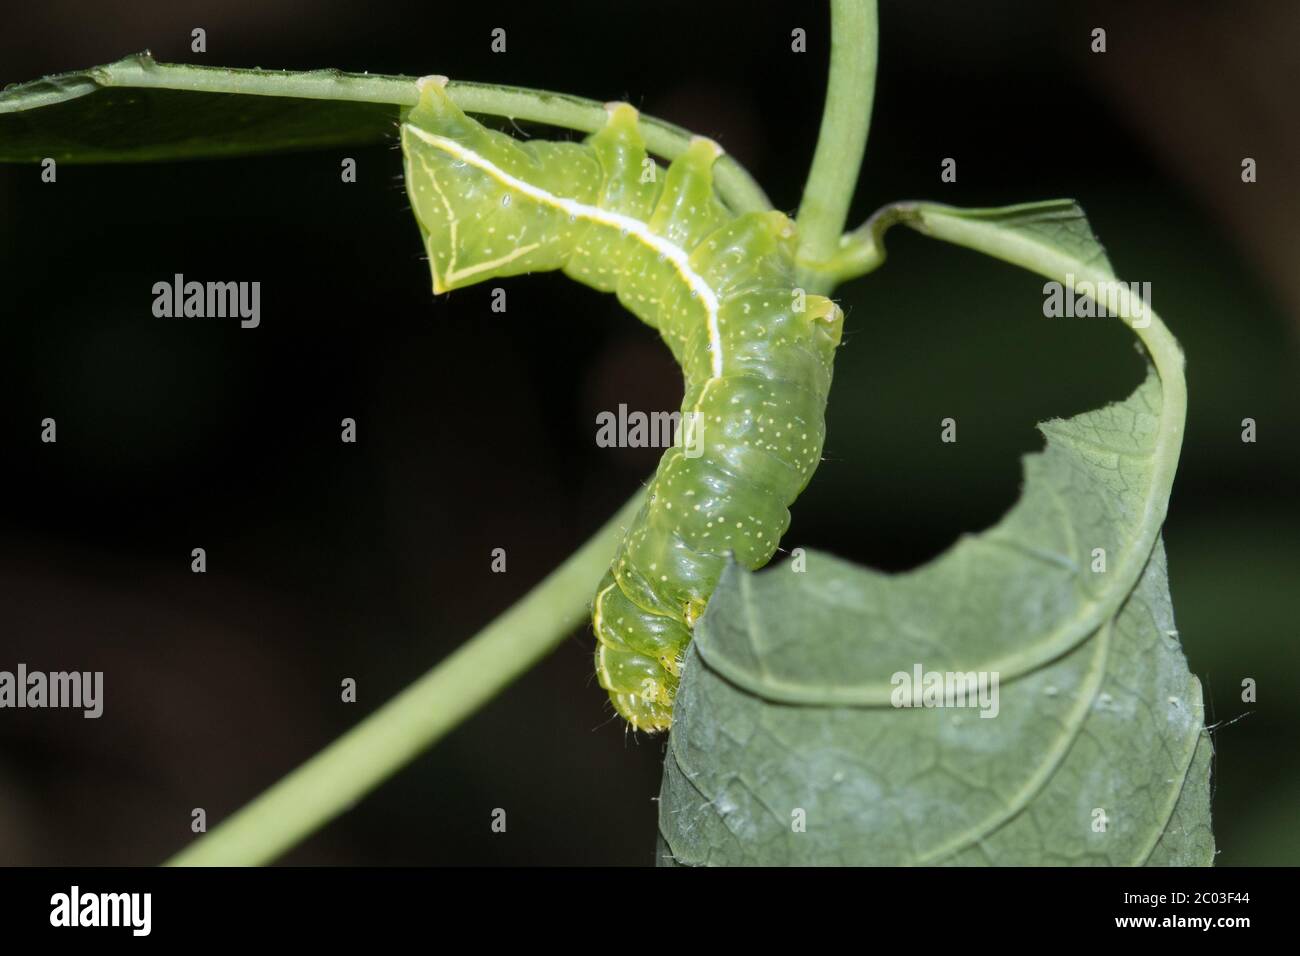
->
xmin=1 ymin=0 xmax=1296 ymax=865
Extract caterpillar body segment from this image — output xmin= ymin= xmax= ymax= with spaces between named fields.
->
xmin=401 ymin=78 xmax=843 ymax=732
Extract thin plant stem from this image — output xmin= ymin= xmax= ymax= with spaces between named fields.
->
xmin=794 ymin=0 xmax=879 ymax=292
xmin=167 ymin=492 xmax=644 ymax=866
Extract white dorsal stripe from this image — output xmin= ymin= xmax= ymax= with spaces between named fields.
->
xmin=405 ymin=124 xmax=724 ymax=378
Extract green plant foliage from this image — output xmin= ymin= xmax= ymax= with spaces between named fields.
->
xmin=0 ymin=53 xmax=405 ymax=161
xmin=1 ymin=32 xmax=1213 ymax=866
xmin=0 ymin=54 xmax=770 ymax=212
xmin=659 ymin=202 xmax=1213 ymax=865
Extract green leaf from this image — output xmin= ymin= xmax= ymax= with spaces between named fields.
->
xmin=0 ymin=53 xmax=411 ymax=162
xmin=658 ymin=200 xmax=1213 ymax=866
xmin=0 ymin=54 xmax=773 ymax=213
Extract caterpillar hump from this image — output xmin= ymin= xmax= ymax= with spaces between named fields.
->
xmin=401 ymin=78 xmax=843 ymax=732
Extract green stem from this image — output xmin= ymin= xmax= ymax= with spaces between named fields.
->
xmin=167 ymin=492 xmax=644 ymax=866
xmin=73 ymin=55 xmax=772 ymax=215
xmin=806 ymin=199 xmax=913 ymax=285
xmin=450 ymin=84 xmax=772 ymax=215
xmin=795 ymin=0 xmax=878 ymax=292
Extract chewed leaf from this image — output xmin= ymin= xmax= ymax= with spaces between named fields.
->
xmin=658 ymin=200 xmax=1212 ymax=866
xmin=661 ymin=542 xmax=1210 ymax=866
xmin=692 ymin=370 xmax=1168 ymax=702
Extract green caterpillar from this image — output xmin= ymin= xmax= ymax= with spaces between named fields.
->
xmin=402 ymin=76 xmax=843 ymax=731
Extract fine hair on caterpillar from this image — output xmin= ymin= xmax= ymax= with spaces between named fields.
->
xmin=402 ymin=76 xmax=843 ymax=731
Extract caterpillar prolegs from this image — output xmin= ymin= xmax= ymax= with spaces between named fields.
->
xmin=401 ymin=77 xmax=843 ymax=731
